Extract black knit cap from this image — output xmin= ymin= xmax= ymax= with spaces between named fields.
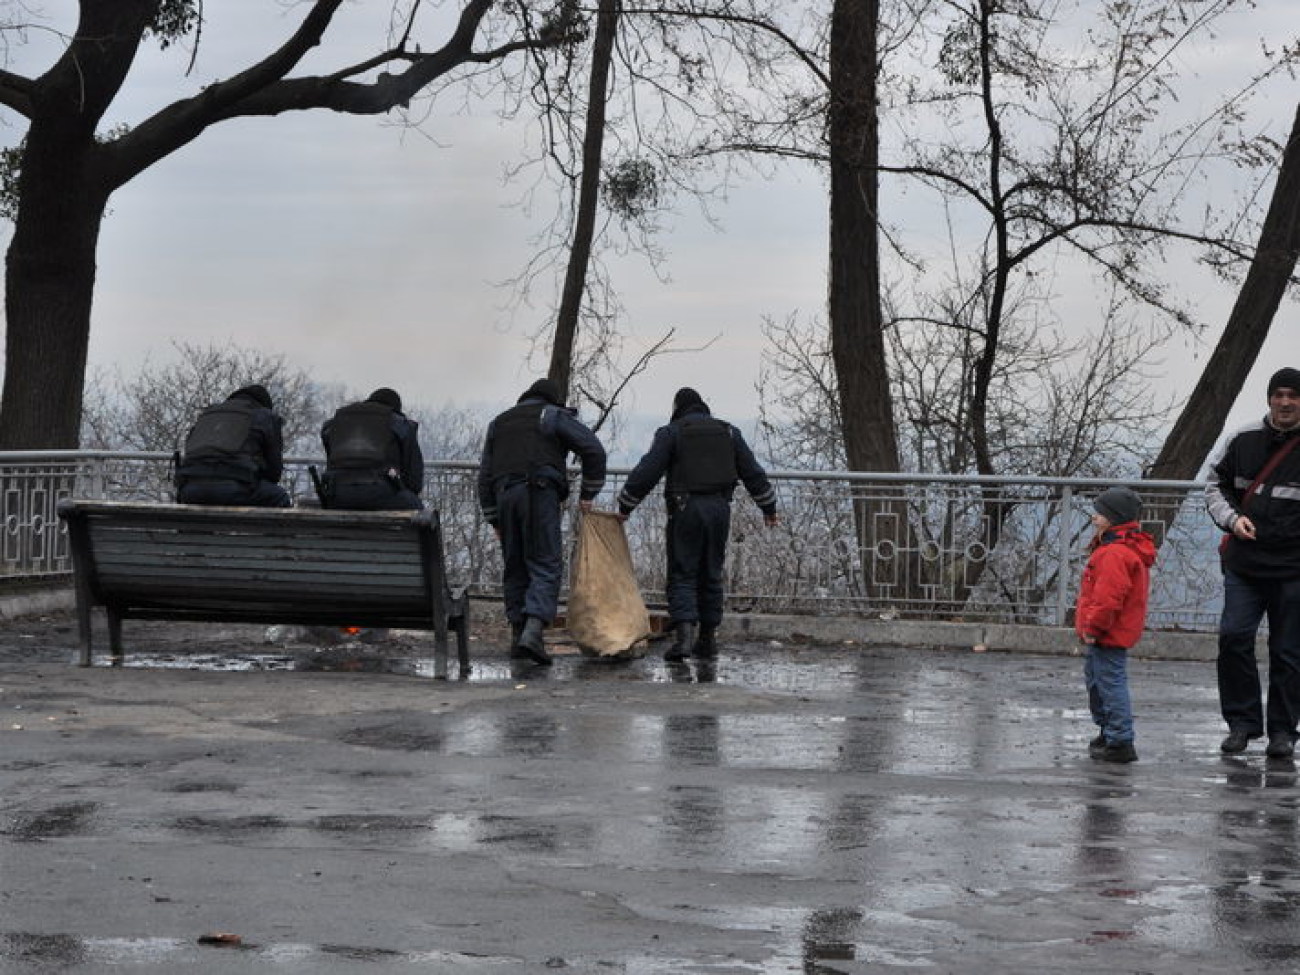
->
xmin=519 ymin=379 xmax=562 ymax=405
xmin=1267 ymin=367 xmax=1300 ymax=399
xmin=232 ymin=384 xmax=272 ymax=409
xmin=1094 ymin=485 xmax=1142 ymax=526
xmin=671 ymin=387 xmax=708 ymax=420
xmin=367 ymin=387 xmax=402 ymax=412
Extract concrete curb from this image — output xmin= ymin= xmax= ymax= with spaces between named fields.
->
xmin=0 ymin=585 xmax=75 ymax=621
xmin=725 ymin=612 xmax=1222 ymax=662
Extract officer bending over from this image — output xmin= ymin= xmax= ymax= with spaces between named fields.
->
xmin=478 ymin=379 xmax=606 ymax=665
xmin=320 ymin=388 xmax=424 ymax=511
xmin=619 ymin=387 xmax=778 ymax=662
xmin=175 ymin=384 xmax=291 ymax=508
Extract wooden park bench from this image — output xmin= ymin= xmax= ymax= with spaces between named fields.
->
xmin=56 ymin=500 xmax=471 ymax=678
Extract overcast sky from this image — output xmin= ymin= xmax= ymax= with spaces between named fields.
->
xmin=0 ymin=2 xmax=1296 ymax=462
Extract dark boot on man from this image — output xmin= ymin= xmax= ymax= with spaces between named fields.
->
xmin=1087 ymin=733 xmax=1106 ymax=758
xmin=508 ymin=620 xmax=526 ymax=659
xmin=665 ymin=622 xmax=694 ymax=663
xmin=1221 ymin=728 xmax=1260 ymax=754
xmin=692 ymin=625 xmax=718 ymax=659
xmin=515 ymin=616 xmax=551 ymax=666
xmin=1266 ymin=733 xmax=1296 ymax=759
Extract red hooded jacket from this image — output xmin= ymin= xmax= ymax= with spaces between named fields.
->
xmin=1074 ymin=523 xmax=1156 ymax=649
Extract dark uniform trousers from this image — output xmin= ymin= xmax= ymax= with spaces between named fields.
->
xmin=328 ymin=476 xmax=421 ymax=511
xmin=497 ymin=477 xmax=565 ymax=624
xmin=666 ymin=493 xmax=731 ymax=629
xmin=177 ymin=478 xmax=290 ymax=508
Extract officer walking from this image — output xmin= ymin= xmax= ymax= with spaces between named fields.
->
xmin=320 ymin=388 xmax=424 ymax=510
xmin=175 ymin=384 xmax=291 ymax=507
xmin=618 ymin=387 xmax=778 ymax=662
xmin=478 ymin=378 xmax=606 ymax=665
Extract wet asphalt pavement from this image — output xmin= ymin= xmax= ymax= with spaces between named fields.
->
xmin=1 ymin=616 xmax=1298 ymax=973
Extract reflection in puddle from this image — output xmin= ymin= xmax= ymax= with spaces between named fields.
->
xmin=8 ymin=802 xmax=97 ymax=840
xmin=0 ymin=933 xmax=521 ymax=968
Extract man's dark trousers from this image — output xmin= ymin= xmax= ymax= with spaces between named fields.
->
xmin=1218 ymin=570 xmax=1300 ymax=736
xmin=666 ymin=494 xmax=731 ymax=627
xmin=177 ymin=478 xmax=290 ymax=508
xmin=497 ymin=478 xmax=564 ymax=625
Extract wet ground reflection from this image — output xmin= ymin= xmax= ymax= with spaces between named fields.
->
xmin=11 ymin=634 xmax=1300 ymax=971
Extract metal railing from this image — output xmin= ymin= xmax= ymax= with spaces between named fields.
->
xmin=0 ymin=451 xmax=1221 ymax=630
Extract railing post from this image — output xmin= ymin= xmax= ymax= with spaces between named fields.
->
xmin=1056 ymin=485 xmax=1074 ymax=627
xmin=88 ymin=454 xmax=107 ymax=500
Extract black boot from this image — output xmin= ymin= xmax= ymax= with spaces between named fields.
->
xmin=516 ymin=616 xmax=551 ymax=666
xmin=509 ymin=620 xmax=526 ymax=659
xmin=692 ymin=625 xmax=718 ymax=659
xmin=665 ymin=622 xmax=694 ymax=663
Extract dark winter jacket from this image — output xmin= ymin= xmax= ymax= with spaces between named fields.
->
xmin=1075 ymin=523 xmax=1156 ymax=650
xmin=321 ymin=401 xmax=424 ymax=495
xmin=1206 ymin=417 xmax=1300 ymax=579
xmin=617 ymin=404 xmax=777 ymax=517
xmin=476 ymin=395 xmax=606 ymax=526
xmin=177 ymin=391 xmax=285 ymax=485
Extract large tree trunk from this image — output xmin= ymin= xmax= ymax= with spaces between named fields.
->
xmin=827 ymin=0 xmax=896 ymax=476
xmin=1 ymin=118 xmax=113 ymax=449
xmin=0 ymin=179 xmax=107 ymax=449
xmin=1146 ymin=101 xmax=1300 ymax=481
xmin=0 ymin=0 xmax=152 ymax=449
xmin=548 ymin=0 xmax=619 ymax=404
xmin=828 ymin=0 xmax=912 ymax=602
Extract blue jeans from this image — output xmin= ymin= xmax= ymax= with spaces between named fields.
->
xmin=1085 ymin=644 xmax=1134 ymax=744
xmin=1217 ymin=570 xmax=1300 ymax=737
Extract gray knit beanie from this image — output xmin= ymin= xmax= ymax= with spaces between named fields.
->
xmin=1094 ymin=485 xmax=1141 ymax=525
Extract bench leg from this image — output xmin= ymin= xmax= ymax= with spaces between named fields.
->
xmin=107 ymin=610 xmax=125 ymax=667
xmin=432 ymin=613 xmax=449 ymax=681
xmin=455 ymin=595 xmax=471 ymax=679
xmin=75 ymin=601 xmax=93 ymax=667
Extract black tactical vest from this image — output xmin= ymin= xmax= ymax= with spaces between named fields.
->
xmin=325 ymin=402 xmax=395 ymax=471
xmin=181 ymin=400 xmax=259 ymax=477
xmin=489 ymin=402 xmax=566 ymax=478
xmin=668 ymin=415 xmax=738 ymax=494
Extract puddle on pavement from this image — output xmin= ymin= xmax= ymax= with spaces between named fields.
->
xmin=172 ymin=814 xmax=288 ymax=832
xmin=6 ymin=802 xmax=97 ymax=840
xmin=0 ymin=933 xmax=521 ymax=968
xmin=98 ymin=634 xmax=914 ymax=694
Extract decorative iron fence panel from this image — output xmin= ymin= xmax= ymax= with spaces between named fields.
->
xmin=0 ymin=452 xmax=1219 ymax=629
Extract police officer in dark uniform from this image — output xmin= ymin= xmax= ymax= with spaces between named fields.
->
xmin=478 ymin=378 xmax=606 ymax=665
xmin=618 ymin=387 xmax=778 ymax=662
xmin=175 ymin=384 xmax=291 ymax=507
xmin=320 ymin=388 xmax=424 ymax=510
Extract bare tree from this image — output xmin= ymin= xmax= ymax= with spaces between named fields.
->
xmin=828 ymin=0 xmax=899 ymax=476
xmin=879 ymin=0 xmax=1289 ymax=479
xmin=547 ymin=0 xmax=621 ymax=403
xmin=80 ymin=340 xmax=338 ymax=456
xmin=0 ymin=0 xmax=582 ymax=449
xmin=1147 ymin=101 xmax=1300 ymax=480
xmin=502 ymin=1 xmax=809 ymax=419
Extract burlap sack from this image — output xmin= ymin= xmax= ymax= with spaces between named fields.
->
xmin=567 ymin=511 xmax=651 ymax=657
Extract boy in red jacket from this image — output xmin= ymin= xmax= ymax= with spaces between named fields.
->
xmin=1076 ymin=485 xmax=1157 ymax=763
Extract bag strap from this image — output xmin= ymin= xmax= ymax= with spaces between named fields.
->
xmin=1241 ymin=434 xmax=1300 ymax=511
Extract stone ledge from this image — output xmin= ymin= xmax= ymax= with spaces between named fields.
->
xmin=0 ymin=584 xmax=75 ymax=621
